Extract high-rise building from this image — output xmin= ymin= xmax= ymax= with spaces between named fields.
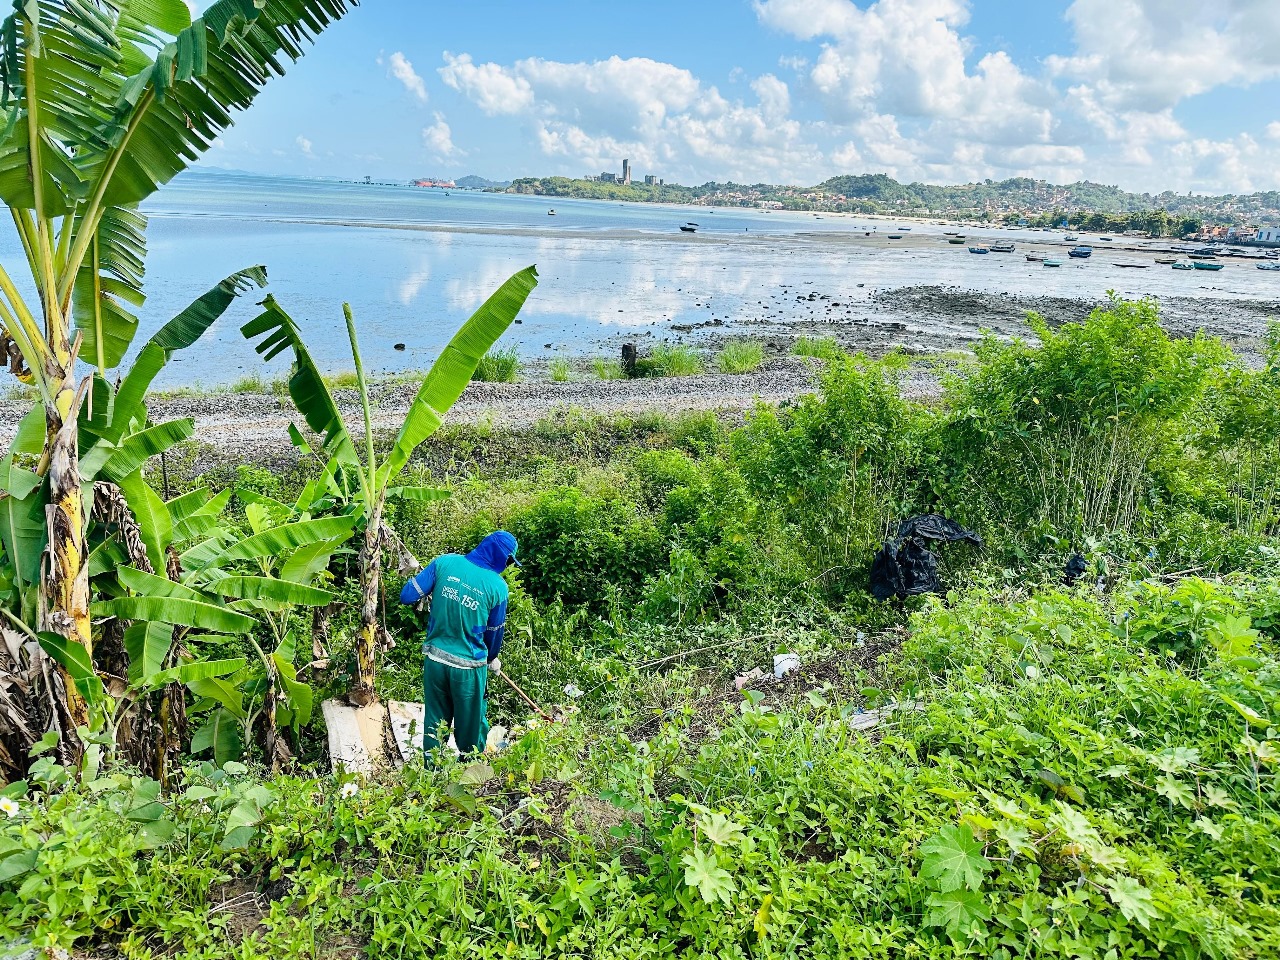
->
xmin=622 ymin=159 xmax=631 ymax=184
xmin=644 ymin=175 xmax=659 ymax=185
xmin=600 ymin=172 xmax=617 ymax=183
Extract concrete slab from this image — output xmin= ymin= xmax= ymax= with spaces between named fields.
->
xmin=322 ymin=699 xmax=388 ymax=774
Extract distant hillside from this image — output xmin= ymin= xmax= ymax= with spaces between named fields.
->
xmin=457 ymin=174 xmax=510 ymax=190
xmin=506 ymin=172 xmax=1280 ymax=228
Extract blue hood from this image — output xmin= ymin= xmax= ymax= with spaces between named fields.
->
xmin=466 ymin=530 xmax=519 ymax=574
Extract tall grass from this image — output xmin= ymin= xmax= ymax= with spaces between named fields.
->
xmin=593 ymin=357 xmax=624 ymax=380
xmin=548 ymin=358 xmax=572 ymax=382
xmin=473 ymin=346 xmax=521 ymax=383
xmin=793 ymin=335 xmax=845 ymax=361
xmin=716 ymin=340 xmax=765 ymax=374
xmin=646 ymin=344 xmax=704 ymax=377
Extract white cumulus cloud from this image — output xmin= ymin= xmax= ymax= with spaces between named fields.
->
xmin=295 ymin=135 xmax=313 ymax=158
xmin=423 ymin=113 xmax=463 ymax=159
xmin=388 ymin=51 xmax=428 ymax=103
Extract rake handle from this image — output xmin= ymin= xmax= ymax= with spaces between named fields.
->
xmin=494 ymin=667 xmax=555 ymax=722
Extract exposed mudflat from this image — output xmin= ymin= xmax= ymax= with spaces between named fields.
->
xmin=723 ymin=285 xmax=1280 ymax=362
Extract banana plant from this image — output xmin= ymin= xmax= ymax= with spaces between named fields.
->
xmin=86 ymin=480 xmax=355 ymax=770
xmin=0 ymin=0 xmax=354 ymax=762
xmin=242 ymin=266 xmax=540 ymax=705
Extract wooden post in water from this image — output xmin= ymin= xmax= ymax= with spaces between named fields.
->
xmin=621 ymin=342 xmax=637 ymax=378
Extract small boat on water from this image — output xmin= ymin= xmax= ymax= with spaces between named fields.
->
xmin=1193 ymin=262 xmax=1224 ymax=271
xmin=943 ymin=231 xmax=958 ymax=236
xmin=1068 ymin=245 xmax=1093 ymax=259
xmin=968 ymin=246 xmax=990 ymax=254
xmin=1113 ymin=262 xmax=1149 ymax=269
xmin=548 ymin=209 xmax=556 ymax=215
xmin=1154 ymin=257 xmax=1177 ymax=264
xmin=1026 ymin=253 xmax=1046 ymax=261
xmin=1258 ymin=263 xmax=1280 ymax=271
xmin=680 ymin=223 xmax=698 ymax=233
xmin=948 ymin=238 xmax=965 ymax=244
xmin=1098 ymin=236 xmax=1112 ymax=241
xmin=1064 ymin=234 xmax=1079 ymax=241
xmin=1188 ymin=253 xmax=1217 ymax=260
xmin=896 ymin=226 xmax=912 ymax=231
xmin=1171 ymin=262 xmax=1194 ymax=270
xmin=1043 ymin=260 xmax=1063 ymax=267
xmin=887 ymin=234 xmax=903 ymax=239
xmin=989 ymin=242 xmax=1015 ymax=253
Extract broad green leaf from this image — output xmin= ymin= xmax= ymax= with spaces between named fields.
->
xmin=145 ymin=266 xmax=268 ymax=353
xmin=118 ymin=565 xmax=205 ymax=602
xmin=0 ymin=849 xmax=37 ymax=884
xmin=191 ymin=708 xmax=242 ymax=766
xmin=924 ymin=889 xmax=990 ymax=937
xmin=1106 ymin=876 xmax=1161 ymax=929
xmin=73 ymin=206 xmax=147 ymax=370
xmin=172 ymin=488 xmax=232 ymax=543
xmin=1209 ymin=614 xmax=1258 ymax=659
xmin=387 ymin=486 xmax=451 ymax=503
xmin=36 ymin=631 xmax=103 ymax=705
xmin=280 ymin=536 xmax=346 ymax=585
xmin=187 ymin=679 xmax=246 ymax=720
xmin=681 ymin=847 xmax=735 ymax=905
xmin=919 ymin=824 xmax=991 ymax=893
xmin=1148 ymin=746 xmax=1199 ymax=774
xmin=276 ymin=667 xmax=314 ymax=729
xmin=123 ymin=621 xmax=173 ymax=685
xmin=116 ymin=471 xmax=173 ymax=574
xmin=210 ymin=575 xmax=333 ymax=607
xmin=151 ymin=657 xmax=247 ymax=689
xmin=1155 ymin=773 xmax=1195 ymax=808
xmin=197 ymin=516 xmax=356 ymax=571
xmin=753 ymin=894 xmax=772 ymax=941
xmin=0 ymin=471 xmax=45 ymax=586
xmin=379 ymin=266 xmax=538 ymax=485
xmin=241 ymin=295 xmax=358 ymax=465
xmin=698 ymin=812 xmax=746 ymax=847
xmin=93 ymin=596 xmax=254 ymax=634
xmin=1048 ymin=802 xmax=1123 ymax=869
xmin=100 ymin=418 xmax=193 ymax=482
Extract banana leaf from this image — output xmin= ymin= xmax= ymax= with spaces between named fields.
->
xmin=378 ymin=265 xmax=538 ymax=486
xmin=93 ymin=595 xmax=254 ymax=634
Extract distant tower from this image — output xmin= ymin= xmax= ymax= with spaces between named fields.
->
xmin=622 ymin=159 xmax=631 ymax=185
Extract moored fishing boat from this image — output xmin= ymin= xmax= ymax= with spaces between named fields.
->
xmin=1068 ymin=245 xmax=1092 ymax=258
xmin=968 ymin=246 xmax=989 ymax=254
xmin=1259 ymin=263 xmax=1280 ymax=271
xmin=887 ymin=234 xmax=903 ymax=239
xmin=1193 ymin=261 xmax=1224 ymax=271
xmin=1154 ymin=257 xmax=1176 ymax=264
xmin=1043 ymin=260 xmax=1062 ymax=267
xmin=948 ymin=238 xmax=965 ymax=244
xmin=1171 ymin=262 xmax=1194 ymax=270
xmin=989 ymin=242 xmax=1015 ymax=253
xmin=1026 ymin=253 xmax=1045 ymax=261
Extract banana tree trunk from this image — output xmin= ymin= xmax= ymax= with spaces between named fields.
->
xmin=39 ymin=391 xmax=93 ymax=759
xmin=348 ymin=502 xmax=384 ymax=707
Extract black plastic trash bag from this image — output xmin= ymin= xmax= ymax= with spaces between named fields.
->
xmin=869 ymin=514 xmax=981 ymax=600
xmin=1063 ymin=553 xmax=1088 ymax=586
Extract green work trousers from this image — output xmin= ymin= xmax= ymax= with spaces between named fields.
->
xmin=422 ymin=657 xmax=490 ymax=756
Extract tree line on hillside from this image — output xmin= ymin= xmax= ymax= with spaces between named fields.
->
xmin=505 ymin=172 xmax=1280 ymax=226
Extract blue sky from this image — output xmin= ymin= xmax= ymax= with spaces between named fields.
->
xmin=203 ymin=0 xmax=1280 ymax=194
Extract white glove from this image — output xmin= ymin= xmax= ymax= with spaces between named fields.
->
xmin=489 ymin=657 xmax=502 ymax=675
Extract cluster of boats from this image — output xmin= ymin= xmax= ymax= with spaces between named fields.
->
xmin=956 ymin=234 xmax=1279 ymax=272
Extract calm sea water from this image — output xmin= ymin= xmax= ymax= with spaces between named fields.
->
xmin=1 ymin=170 xmax=1274 ymax=386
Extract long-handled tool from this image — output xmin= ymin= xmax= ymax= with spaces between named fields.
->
xmin=495 ymin=667 xmax=556 ymax=723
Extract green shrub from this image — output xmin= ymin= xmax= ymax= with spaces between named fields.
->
xmin=733 ymin=352 xmax=929 ymax=591
xmin=548 ymin=357 xmax=572 ymax=382
xmin=939 ymin=295 xmax=1231 ymax=553
xmin=508 ymin=486 xmax=665 ymax=609
xmin=792 ymin=335 xmax=844 ymax=361
xmin=716 ymin=340 xmax=765 ymax=374
xmin=473 ymin=346 xmax=521 ymax=383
